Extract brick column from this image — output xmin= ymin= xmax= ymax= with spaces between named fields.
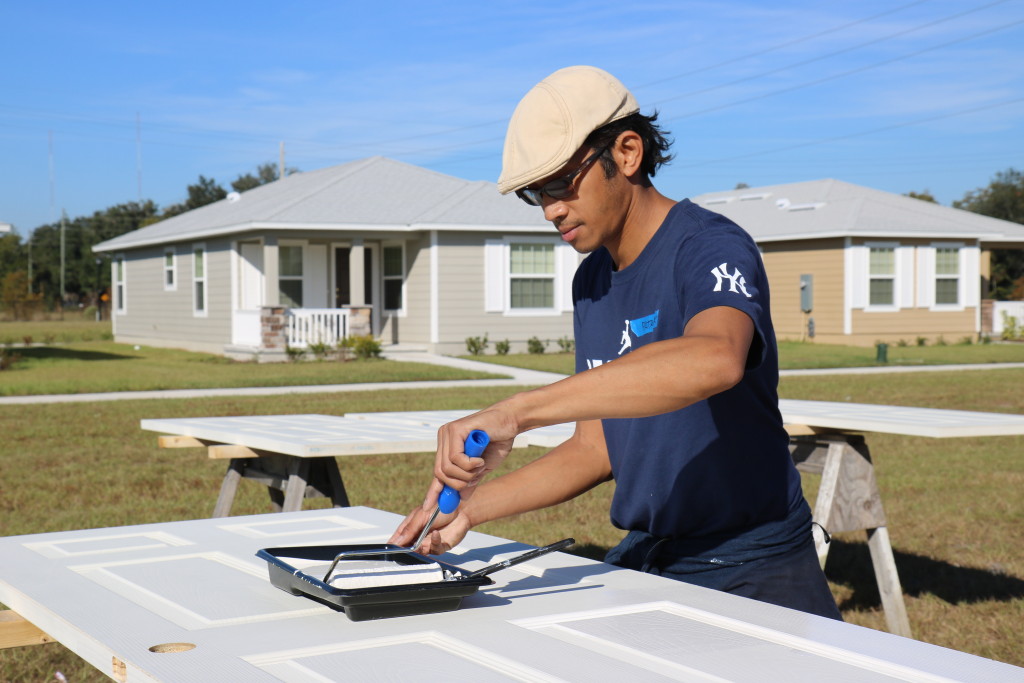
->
xmin=259 ymin=305 xmax=288 ymax=362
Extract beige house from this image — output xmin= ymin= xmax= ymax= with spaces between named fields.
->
xmin=93 ymin=157 xmax=579 ymax=359
xmin=692 ymin=180 xmax=1024 ymax=345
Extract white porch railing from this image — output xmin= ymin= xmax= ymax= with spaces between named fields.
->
xmin=287 ymin=308 xmax=350 ymax=348
xmin=993 ymin=300 xmax=1024 ymax=335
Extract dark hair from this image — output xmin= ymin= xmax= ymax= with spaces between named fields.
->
xmin=583 ymin=111 xmax=674 ymax=181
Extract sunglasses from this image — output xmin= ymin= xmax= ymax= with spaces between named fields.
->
xmin=515 ymin=146 xmax=609 ymax=206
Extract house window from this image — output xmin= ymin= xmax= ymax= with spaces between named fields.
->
xmin=114 ymin=255 xmax=126 ymax=313
xmin=193 ymin=244 xmax=207 ymax=316
xmin=164 ymin=248 xmax=176 ymax=291
xmin=510 ymin=243 xmax=555 ymax=309
xmin=279 ymin=244 xmax=303 ymax=308
xmin=935 ymin=247 xmax=960 ymax=305
xmin=383 ymin=244 xmax=404 ymax=312
xmin=868 ymin=247 xmax=895 ymax=307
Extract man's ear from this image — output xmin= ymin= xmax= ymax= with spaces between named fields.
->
xmin=613 ymin=131 xmax=644 ymax=179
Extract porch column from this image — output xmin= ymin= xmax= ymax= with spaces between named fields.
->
xmin=349 ymin=239 xmax=365 ymax=305
xmin=263 ymin=237 xmax=280 ymax=306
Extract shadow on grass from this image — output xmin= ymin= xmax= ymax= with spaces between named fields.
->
xmin=825 ymin=539 xmax=1024 ymax=610
xmin=16 ymin=347 xmax=134 ymax=362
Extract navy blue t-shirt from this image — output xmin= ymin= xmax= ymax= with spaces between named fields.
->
xmin=573 ymin=199 xmax=804 ymax=540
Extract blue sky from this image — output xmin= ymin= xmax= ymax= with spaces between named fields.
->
xmin=2 ymin=0 xmax=1023 ymax=235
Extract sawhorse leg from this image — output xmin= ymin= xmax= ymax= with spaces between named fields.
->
xmin=214 ymin=454 xmax=350 ymax=516
xmin=791 ymin=434 xmax=912 ymax=638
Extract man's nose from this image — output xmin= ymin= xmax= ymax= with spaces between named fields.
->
xmin=542 ymin=197 xmax=568 ymax=224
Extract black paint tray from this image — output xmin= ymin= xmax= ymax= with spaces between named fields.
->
xmin=257 ymin=544 xmax=494 ymax=621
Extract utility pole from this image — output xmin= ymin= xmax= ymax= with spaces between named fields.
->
xmin=60 ymin=209 xmax=67 ymax=304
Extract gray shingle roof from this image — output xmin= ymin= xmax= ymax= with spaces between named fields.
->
xmin=94 ymin=157 xmax=551 ymax=252
xmin=691 ymin=179 xmax=1024 ymax=244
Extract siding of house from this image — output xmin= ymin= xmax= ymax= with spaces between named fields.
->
xmin=433 ymin=233 xmax=574 ymax=355
xmin=848 ymin=308 xmax=976 ymax=345
xmin=113 ymin=241 xmax=233 ymax=354
xmin=760 ymin=238 xmax=845 ymax=342
xmin=384 ymin=233 xmax=431 ymax=345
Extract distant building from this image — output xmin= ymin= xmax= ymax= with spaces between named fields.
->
xmin=693 ymin=179 xmax=1024 ymax=344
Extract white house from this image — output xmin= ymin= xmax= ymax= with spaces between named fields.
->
xmin=92 ymin=157 xmax=579 ymax=358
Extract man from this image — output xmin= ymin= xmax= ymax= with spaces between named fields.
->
xmin=390 ymin=66 xmax=841 ymax=620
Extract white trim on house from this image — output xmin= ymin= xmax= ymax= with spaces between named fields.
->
xmin=163 ymin=247 xmax=177 ymax=292
xmin=430 ymin=231 xmax=439 ymax=344
xmin=192 ymin=243 xmax=208 ymax=317
xmin=484 ymin=236 xmax=574 ymax=317
xmin=843 ymin=237 xmax=853 ymax=334
xmin=382 ymin=241 xmax=406 ymax=316
xmin=114 ymin=254 xmax=127 ymax=316
xmin=861 ymin=241 xmax=903 ymax=313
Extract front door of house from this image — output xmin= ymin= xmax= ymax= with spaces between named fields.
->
xmin=334 ymin=245 xmax=378 ymax=335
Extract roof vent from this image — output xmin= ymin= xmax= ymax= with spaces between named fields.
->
xmin=776 ymin=198 xmax=790 ymax=209
xmin=787 ymin=202 xmax=825 ymax=212
xmin=227 ymin=192 xmax=242 ymax=204
xmin=705 ymin=197 xmax=732 ymax=205
xmin=738 ymin=193 xmax=771 ymax=201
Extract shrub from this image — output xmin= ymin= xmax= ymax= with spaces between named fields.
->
xmin=957 ymin=336 xmax=973 ymax=346
xmin=0 ymin=348 xmax=21 ymax=371
xmin=349 ymin=334 xmax=382 ymax=359
xmin=43 ymin=333 xmax=56 ymax=345
xmin=1001 ymin=311 xmax=1022 ymax=341
xmin=527 ymin=336 xmax=547 ymax=354
xmin=307 ymin=339 xmax=331 ymax=360
xmin=916 ymin=336 xmax=927 ymax=347
xmin=896 ymin=339 xmax=908 ymax=347
xmin=556 ymin=336 xmax=575 ymax=353
xmin=83 ymin=305 xmax=97 ymax=320
xmin=495 ymin=339 xmax=510 ymax=355
xmin=22 ymin=335 xmax=33 ymax=346
xmin=465 ymin=334 xmax=489 ymax=356
xmin=936 ymin=335 xmax=948 ymax=346
xmin=285 ymin=345 xmax=306 ymax=362
xmin=335 ymin=336 xmax=353 ymax=361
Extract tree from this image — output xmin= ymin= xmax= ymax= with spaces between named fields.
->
xmin=25 ymin=201 xmax=157 ymax=305
xmin=954 ymin=168 xmax=1024 ymax=300
xmin=231 ymin=162 xmax=299 ymax=193
xmin=904 ymin=190 xmax=937 ymax=203
xmin=0 ymin=271 xmax=43 ymax=320
xmin=163 ymin=175 xmax=227 ymax=218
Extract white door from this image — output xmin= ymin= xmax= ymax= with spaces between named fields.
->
xmin=239 ymin=242 xmax=264 ymax=310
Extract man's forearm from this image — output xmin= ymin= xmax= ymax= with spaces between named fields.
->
xmin=507 ymin=307 xmax=753 ymax=432
xmin=461 ymin=424 xmax=612 ymax=529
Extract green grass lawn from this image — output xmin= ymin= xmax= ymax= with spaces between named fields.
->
xmin=0 ymin=342 xmax=506 ymax=395
xmin=2 ymin=370 xmax=1023 ymax=679
xmin=462 ymin=339 xmax=1024 ymax=375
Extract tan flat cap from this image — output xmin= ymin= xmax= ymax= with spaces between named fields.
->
xmin=497 ymin=66 xmax=639 ymax=195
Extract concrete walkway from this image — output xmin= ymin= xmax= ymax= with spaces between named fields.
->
xmin=2 ymin=352 xmax=1023 ymax=406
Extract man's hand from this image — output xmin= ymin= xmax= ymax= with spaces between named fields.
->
xmin=431 ymin=406 xmax=519 ymax=505
xmin=387 ymin=504 xmax=471 ymax=555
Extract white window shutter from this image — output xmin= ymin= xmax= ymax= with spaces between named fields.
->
xmin=850 ymin=245 xmax=867 ymax=309
xmin=963 ymin=245 xmax=980 ymax=305
xmin=484 ymin=239 xmax=506 ymax=312
xmin=557 ymin=243 xmax=579 ymax=312
xmin=897 ymin=245 xmax=915 ymax=309
xmin=918 ymin=246 xmax=935 ymax=308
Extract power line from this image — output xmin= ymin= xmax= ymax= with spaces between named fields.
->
xmin=663 ymin=16 xmax=1024 ymax=123
xmin=635 ymin=0 xmax=937 ymax=89
xmin=650 ymin=0 xmax=1016 ymax=109
xmin=673 ymin=97 xmax=1024 ymax=169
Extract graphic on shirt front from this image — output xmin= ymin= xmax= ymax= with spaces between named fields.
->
xmin=710 ymin=262 xmax=752 ymax=298
xmin=586 ymin=309 xmax=659 ymax=368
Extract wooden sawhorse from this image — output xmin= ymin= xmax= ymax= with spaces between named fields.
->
xmin=789 ymin=431 xmax=912 ymax=638
xmin=157 ymin=436 xmax=350 ymax=517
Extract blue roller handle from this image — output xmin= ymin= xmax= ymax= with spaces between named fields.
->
xmin=437 ymin=429 xmax=489 ymax=514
